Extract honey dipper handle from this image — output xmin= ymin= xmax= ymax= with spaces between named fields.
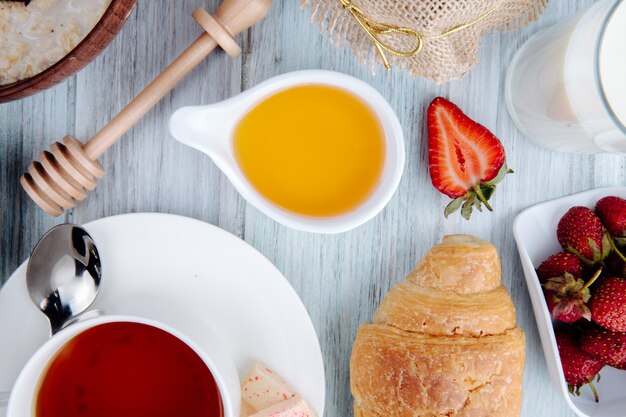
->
xmin=83 ymin=0 xmax=272 ymax=160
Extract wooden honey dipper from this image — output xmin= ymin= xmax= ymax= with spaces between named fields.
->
xmin=20 ymin=0 xmax=272 ymax=216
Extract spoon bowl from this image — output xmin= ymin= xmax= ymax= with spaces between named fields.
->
xmin=26 ymin=224 xmax=102 ymax=335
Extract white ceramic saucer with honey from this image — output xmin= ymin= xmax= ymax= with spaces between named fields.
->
xmin=169 ymin=70 xmax=405 ymax=234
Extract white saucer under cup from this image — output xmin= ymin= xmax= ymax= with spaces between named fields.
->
xmin=0 ymin=213 xmax=325 ymax=416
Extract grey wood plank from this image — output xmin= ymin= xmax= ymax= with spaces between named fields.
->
xmin=242 ymin=1 xmax=610 ymax=417
xmin=0 ymin=82 xmax=70 ymax=283
xmin=70 ymin=0 xmax=245 ymax=237
xmin=1 ymin=0 xmax=624 ymax=417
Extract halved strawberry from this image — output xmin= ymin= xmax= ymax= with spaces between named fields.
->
xmin=427 ymin=97 xmax=512 ymax=220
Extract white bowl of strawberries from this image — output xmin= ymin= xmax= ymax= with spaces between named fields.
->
xmin=514 ymin=188 xmax=626 ymax=417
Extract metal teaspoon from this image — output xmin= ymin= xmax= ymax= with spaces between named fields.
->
xmin=0 ymin=224 xmax=101 ymax=411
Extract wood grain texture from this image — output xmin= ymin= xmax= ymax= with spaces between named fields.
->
xmin=0 ymin=80 xmax=73 ymax=281
xmin=17 ymin=0 xmax=270 ymax=217
xmin=0 ymin=0 xmax=137 ymax=103
xmin=1 ymin=1 xmax=622 ymax=417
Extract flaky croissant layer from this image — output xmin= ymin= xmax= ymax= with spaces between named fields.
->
xmin=350 ymin=235 xmax=526 ymax=417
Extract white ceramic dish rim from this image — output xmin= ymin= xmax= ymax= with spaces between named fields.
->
xmin=0 ymin=213 xmax=326 ymax=417
xmin=169 ymin=69 xmax=406 ymax=234
xmin=513 ymin=186 xmax=626 ymax=417
xmin=8 ymin=313 xmax=240 ymax=417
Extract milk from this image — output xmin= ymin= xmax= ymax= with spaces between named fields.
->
xmin=505 ymin=0 xmax=626 ymax=153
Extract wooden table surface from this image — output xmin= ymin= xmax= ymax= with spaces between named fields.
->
xmin=1 ymin=0 xmax=623 ymax=416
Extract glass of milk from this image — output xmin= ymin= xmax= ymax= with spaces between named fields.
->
xmin=505 ymin=0 xmax=626 ymax=153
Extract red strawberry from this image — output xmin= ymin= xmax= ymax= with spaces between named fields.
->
xmin=590 ymin=277 xmax=626 ymax=332
xmin=614 ymin=360 xmax=626 ymax=370
xmin=427 ymin=97 xmax=512 ymax=220
xmin=556 ymin=329 xmax=603 ymax=402
xmin=537 ymin=252 xmax=583 ymax=282
xmin=557 ymin=207 xmax=611 ymax=264
xmin=596 ymin=196 xmax=626 ymax=242
xmin=542 ymin=268 xmax=600 ymax=323
xmin=581 ymin=326 xmax=626 ymax=367
xmin=543 ymin=288 xmax=590 ymax=323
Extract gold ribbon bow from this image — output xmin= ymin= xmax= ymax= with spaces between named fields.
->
xmin=339 ymin=0 xmax=497 ymax=70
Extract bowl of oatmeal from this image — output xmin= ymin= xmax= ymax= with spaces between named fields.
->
xmin=0 ymin=0 xmax=136 ymax=103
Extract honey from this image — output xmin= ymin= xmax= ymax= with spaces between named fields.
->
xmin=233 ymin=85 xmax=386 ymax=217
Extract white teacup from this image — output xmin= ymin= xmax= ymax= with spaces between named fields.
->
xmin=7 ymin=312 xmax=240 ymax=417
xmin=169 ymin=70 xmax=405 ymax=234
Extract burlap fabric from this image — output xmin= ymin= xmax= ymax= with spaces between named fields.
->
xmin=302 ymin=0 xmax=549 ymax=83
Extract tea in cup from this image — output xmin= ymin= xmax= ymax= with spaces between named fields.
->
xmin=7 ymin=314 xmax=240 ymax=417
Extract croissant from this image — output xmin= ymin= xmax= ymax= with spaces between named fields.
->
xmin=350 ymin=235 xmax=525 ymax=417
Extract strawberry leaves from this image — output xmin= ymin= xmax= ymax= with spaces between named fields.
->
xmin=444 ymin=163 xmax=513 ymax=220
xmin=558 ymin=207 xmax=612 ymax=265
xmin=542 ymin=269 xmax=602 ymax=323
xmin=543 ymin=197 xmax=626 ymax=403
xmin=564 ymin=235 xmax=612 ymax=265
